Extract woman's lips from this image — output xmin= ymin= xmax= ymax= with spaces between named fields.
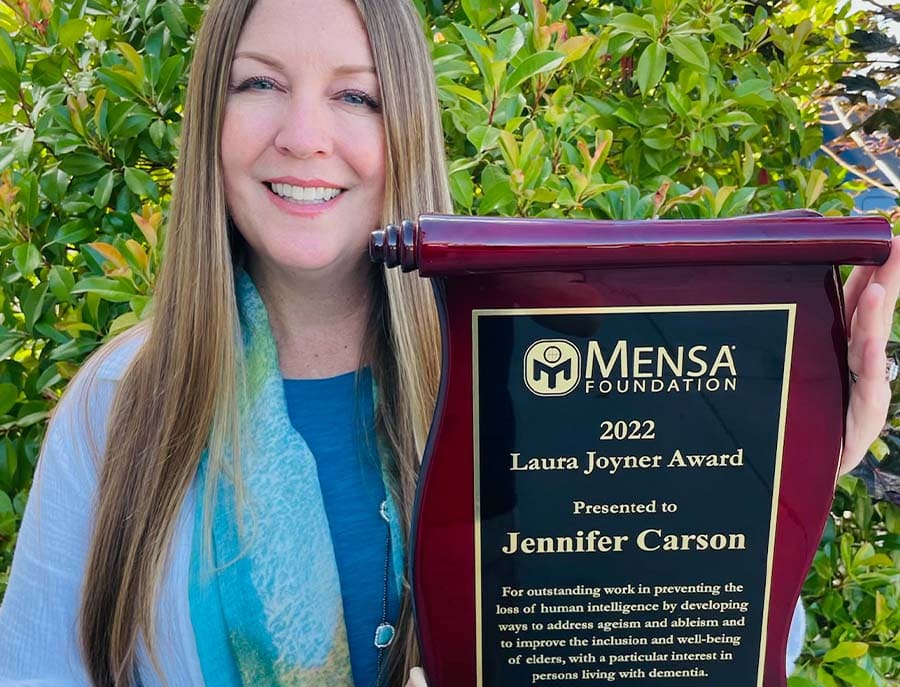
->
xmin=263 ymin=182 xmax=345 ymax=217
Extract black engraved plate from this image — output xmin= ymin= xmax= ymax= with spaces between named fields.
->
xmin=473 ymin=305 xmax=795 ymax=687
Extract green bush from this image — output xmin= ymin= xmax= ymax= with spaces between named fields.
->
xmin=426 ymin=0 xmax=859 ymax=218
xmin=0 ymin=0 xmax=897 ymax=683
xmin=0 ymin=0 xmax=196 ymax=589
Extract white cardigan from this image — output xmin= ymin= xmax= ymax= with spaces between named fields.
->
xmin=0 ymin=331 xmax=807 ymax=685
xmin=0 ymin=332 xmax=203 ymax=686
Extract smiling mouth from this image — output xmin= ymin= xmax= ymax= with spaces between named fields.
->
xmin=264 ymin=182 xmax=345 ymax=204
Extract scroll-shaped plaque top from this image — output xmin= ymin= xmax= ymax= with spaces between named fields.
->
xmin=371 ymin=213 xmax=891 ymax=687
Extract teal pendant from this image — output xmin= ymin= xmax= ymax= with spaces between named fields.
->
xmin=374 ymin=622 xmax=396 ymax=648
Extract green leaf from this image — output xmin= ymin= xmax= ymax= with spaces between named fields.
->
xmin=505 ymin=51 xmax=566 ymax=92
xmin=35 ymin=364 xmax=62 ymax=394
xmin=668 ymin=36 xmax=709 ymax=71
xmin=443 ymin=83 xmax=483 ymax=105
xmin=92 ymin=17 xmax=114 ymax=41
xmin=450 ymin=168 xmax=474 ymax=210
xmin=454 ymin=23 xmax=490 ymax=83
xmin=48 ymin=220 xmax=93 ymax=246
xmin=71 ymin=276 xmax=136 ymax=303
xmin=787 ymin=677 xmax=826 ymax=687
xmin=124 ymin=167 xmax=158 ymax=200
xmin=804 ymin=168 xmax=828 ymax=207
xmin=869 ymin=436 xmax=890 ymax=460
xmin=40 ymin=167 xmax=70 ymax=204
xmin=115 ymin=41 xmax=145 ymax=81
xmin=494 ymin=26 xmax=525 ymax=63
xmin=149 ymin=119 xmax=166 ymax=148
xmin=0 ymin=328 xmax=25 ymax=362
xmin=49 ymin=337 xmax=98 ymax=362
xmin=108 ymin=311 xmax=140 ymax=337
xmin=637 ymin=42 xmax=667 ymax=95
xmin=116 ymin=112 xmax=154 ymax=139
xmin=714 ymin=23 xmax=744 ymax=49
xmin=830 ymin=663 xmax=878 ymax=687
xmin=0 ymin=438 xmax=17 ymax=492
xmin=156 ymin=55 xmax=184 ymax=96
xmin=741 ymin=141 xmax=754 ymax=186
xmin=0 ymin=383 xmax=18 ymax=416
xmin=0 ymin=491 xmax=14 ymax=537
xmin=58 ymin=153 xmax=108 ymax=176
xmin=734 ymin=79 xmax=776 ymax=106
xmin=714 ymin=111 xmax=756 ymax=127
xmin=467 ymin=125 xmax=500 ymax=152
xmin=663 ymin=85 xmax=690 ymax=120
xmin=161 ymin=1 xmax=189 ymax=38
xmin=97 ymin=66 xmax=143 ymax=99
xmin=48 ymin=265 xmax=75 ymax=302
xmin=3 ymin=411 xmax=50 ymax=430
xmin=129 ymin=295 xmax=152 ymax=318
xmin=93 ymin=170 xmax=116 ymax=208
xmin=720 ymin=186 xmax=756 ymax=216
xmin=643 ymin=130 xmax=676 ymax=150
xmin=611 ymin=104 xmax=639 ymax=126
xmin=31 ymin=56 xmax=64 ymax=87
xmin=59 ymin=18 xmax=89 ymax=49
xmin=461 ymin=0 xmax=495 ymax=29
xmin=22 ymin=282 xmax=48 ymax=332
xmin=105 ymin=101 xmax=137 ymax=138
xmin=0 ymin=28 xmax=15 ymax=70
xmin=610 ymin=13 xmax=654 ymax=38
xmin=12 ymin=243 xmax=41 ymax=278
xmin=478 ymin=166 xmax=515 ymax=214
xmin=0 ymin=65 xmax=18 ymax=98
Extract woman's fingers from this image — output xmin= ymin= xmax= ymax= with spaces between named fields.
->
xmin=848 ymin=283 xmax=886 ymax=375
xmin=842 ymin=335 xmax=891 ymax=475
xmin=840 ymin=234 xmax=900 ymax=475
xmin=405 ymin=667 xmax=428 ymax=687
xmin=843 ymin=264 xmax=877 ymax=330
xmin=869 ymin=236 xmax=900 ymax=332
xmin=844 ymin=235 xmax=900 ymax=334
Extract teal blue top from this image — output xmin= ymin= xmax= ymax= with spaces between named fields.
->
xmin=187 ymin=364 xmax=400 ymax=686
xmin=282 ymin=369 xmax=400 ymax=686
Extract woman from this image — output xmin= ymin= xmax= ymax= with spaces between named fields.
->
xmin=1 ymin=0 xmax=445 ymax=684
xmin=0 ymin=0 xmax=898 ymax=685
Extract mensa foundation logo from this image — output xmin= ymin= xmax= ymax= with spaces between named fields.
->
xmin=523 ymin=339 xmax=581 ymax=396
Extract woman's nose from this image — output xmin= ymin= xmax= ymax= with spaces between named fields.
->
xmin=273 ymin=96 xmax=334 ymax=159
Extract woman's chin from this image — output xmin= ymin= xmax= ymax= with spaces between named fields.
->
xmin=249 ymin=249 xmax=365 ymax=282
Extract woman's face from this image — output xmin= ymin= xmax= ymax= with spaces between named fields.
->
xmin=221 ymin=0 xmax=386 ymax=280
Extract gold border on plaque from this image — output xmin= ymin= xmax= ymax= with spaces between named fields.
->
xmin=473 ymin=313 xmax=484 ymax=685
xmin=471 ymin=304 xmax=796 ymax=687
xmin=756 ymin=305 xmax=796 ymax=686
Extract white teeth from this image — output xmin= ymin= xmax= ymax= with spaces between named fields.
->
xmin=270 ymin=183 xmax=342 ymax=203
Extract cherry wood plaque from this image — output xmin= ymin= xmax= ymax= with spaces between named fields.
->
xmin=370 ymin=212 xmax=892 ymax=687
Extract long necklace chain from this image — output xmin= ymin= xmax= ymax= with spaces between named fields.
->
xmin=374 ymin=500 xmax=395 ymax=686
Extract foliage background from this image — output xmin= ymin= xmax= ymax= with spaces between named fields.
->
xmin=0 ymin=0 xmax=898 ymax=684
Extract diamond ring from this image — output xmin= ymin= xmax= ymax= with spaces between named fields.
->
xmin=888 ymin=358 xmax=899 ymax=383
xmin=849 ymin=359 xmax=899 ymax=383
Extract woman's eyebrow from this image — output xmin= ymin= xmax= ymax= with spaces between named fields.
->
xmin=333 ymin=65 xmax=377 ymax=76
xmin=233 ymin=51 xmax=285 ymax=71
xmin=232 ymin=51 xmax=375 ymax=77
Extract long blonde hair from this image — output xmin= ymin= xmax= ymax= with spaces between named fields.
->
xmin=77 ymin=0 xmax=452 ymax=684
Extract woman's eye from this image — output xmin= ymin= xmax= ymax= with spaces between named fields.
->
xmin=232 ymin=75 xmax=279 ymax=92
xmin=340 ymin=90 xmax=381 ymax=111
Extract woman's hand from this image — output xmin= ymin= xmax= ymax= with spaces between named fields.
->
xmin=840 ymin=235 xmax=900 ymax=475
xmin=405 ymin=667 xmax=428 ymax=686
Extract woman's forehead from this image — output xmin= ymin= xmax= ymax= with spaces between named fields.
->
xmin=235 ymin=0 xmax=374 ymax=69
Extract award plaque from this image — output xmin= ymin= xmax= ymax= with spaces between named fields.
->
xmin=369 ymin=212 xmax=892 ymax=687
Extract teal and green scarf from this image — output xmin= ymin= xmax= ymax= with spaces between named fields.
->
xmin=188 ymin=272 xmax=406 ymax=686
